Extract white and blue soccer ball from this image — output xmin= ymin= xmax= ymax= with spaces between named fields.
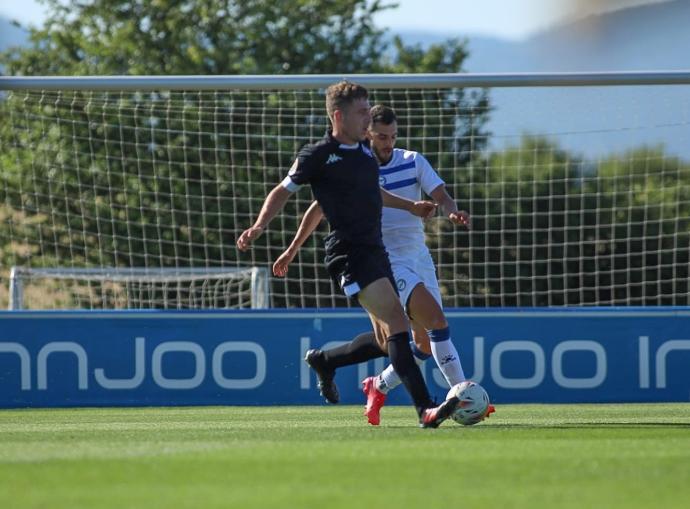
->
xmin=446 ymin=381 xmax=491 ymax=426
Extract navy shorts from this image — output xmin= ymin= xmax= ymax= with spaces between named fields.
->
xmin=324 ymin=234 xmax=397 ymax=299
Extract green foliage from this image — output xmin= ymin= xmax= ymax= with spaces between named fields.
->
xmin=581 ymin=147 xmax=690 ymax=305
xmin=1 ymin=0 xmax=477 ymax=77
xmin=2 ymin=2 xmax=687 ymax=308
xmin=444 ymin=138 xmax=690 ymax=306
xmin=3 ymin=0 xmax=387 ymax=75
xmin=0 ymin=0 xmax=487 ymax=308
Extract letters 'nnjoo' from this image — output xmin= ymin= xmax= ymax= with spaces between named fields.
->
xmin=0 ymin=338 xmax=267 ymax=391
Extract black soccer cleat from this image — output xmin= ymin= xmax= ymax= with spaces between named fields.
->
xmin=419 ymin=396 xmax=459 ymax=429
xmin=304 ymin=349 xmax=339 ymax=404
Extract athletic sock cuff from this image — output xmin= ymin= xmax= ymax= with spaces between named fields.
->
xmin=386 ymin=331 xmax=410 ymax=344
xmin=427 ymin=327 xmax=450 ymax=343
xmin=409 ymin=340 xmax=432 ymax=361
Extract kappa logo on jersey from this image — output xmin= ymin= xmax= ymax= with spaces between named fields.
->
xmin=326 ymin=153 xmax=343 ymax=165
xmin=397 ymin=278 xmax=407 ymax=291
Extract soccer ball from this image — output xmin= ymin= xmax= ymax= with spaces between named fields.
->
xmin=446 ymin=381 xmax=491 ymax=426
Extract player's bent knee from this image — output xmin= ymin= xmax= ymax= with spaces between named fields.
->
xmin=426 ymin=316 xmax=448 ymax=331
xmin=411 ymin=311 xmax=447 ymax=331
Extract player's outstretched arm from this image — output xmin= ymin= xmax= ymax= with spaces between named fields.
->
xmin=380 ymin=188 xmax=436 ymax=219
xmin=273 ymin=201 xmax=325 ymax=277
xmin=430 ymin=184 xmax=471 ymax=230
xmin=237 ymin=184 xmax=293 ymax=251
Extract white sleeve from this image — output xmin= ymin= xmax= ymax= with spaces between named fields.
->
xmin=417 ymin=154 xmax=444 ymax=195
xmin=281 ymin=159 xmax=303 ymax=193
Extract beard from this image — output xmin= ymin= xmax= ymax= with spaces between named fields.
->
xmin=374 ymin=148 xmax=393 ymax=165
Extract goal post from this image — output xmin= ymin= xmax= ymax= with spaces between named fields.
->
xmin=1 ymin=72 xmax=690 ymax=309
xmin=8 ymin=266 xmax=270 ymax=310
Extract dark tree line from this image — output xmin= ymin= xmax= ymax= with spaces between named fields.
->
xmin=2 ymin=1 xmax=687 ymax=308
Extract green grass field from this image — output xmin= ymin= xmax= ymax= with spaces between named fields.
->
xmin=1 ymin=404 xmax=689 ymax=509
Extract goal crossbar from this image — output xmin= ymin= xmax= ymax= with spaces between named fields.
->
xmin=2 ymin=71 xmax=690 ymax=91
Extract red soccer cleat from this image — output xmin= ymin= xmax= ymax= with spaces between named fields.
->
xmin=362 ymin=376 xmax=387 ymax=426
xmin=420 ymin=397 xmax=459 ymax=429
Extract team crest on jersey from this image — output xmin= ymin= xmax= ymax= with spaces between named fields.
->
xmin=379 ymin=176 xmax=386 ymax=186
xmin=397 ymin=278 xmax=406 ymax=291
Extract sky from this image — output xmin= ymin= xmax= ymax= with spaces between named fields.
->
xmin=0 ymin=0 xmax=672 ymax=40
xmin=374 ymin=0 xmax=671 ymax=39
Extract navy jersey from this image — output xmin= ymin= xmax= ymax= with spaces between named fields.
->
xmin=285 ymin=131 xmax=383 ymax=247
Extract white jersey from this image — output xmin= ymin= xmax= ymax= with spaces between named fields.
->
xmin=379 ymin=148 xmax=444 ymax=254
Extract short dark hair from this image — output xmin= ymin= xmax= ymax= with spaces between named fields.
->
xmin=370 ymin=104 xmax=397 ymax=126
xmin=325 ymin=80 xmax=368 ymax=121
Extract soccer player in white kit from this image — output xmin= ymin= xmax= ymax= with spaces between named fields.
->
xmin=274 ymin=105 xmax=478 ymax=425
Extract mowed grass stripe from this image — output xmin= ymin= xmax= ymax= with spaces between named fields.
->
xmin=1 ymin=404 xmax=689 ymax=509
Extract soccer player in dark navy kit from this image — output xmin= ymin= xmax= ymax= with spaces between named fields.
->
xmin=237 ymin=80 xmax=458 ymax=428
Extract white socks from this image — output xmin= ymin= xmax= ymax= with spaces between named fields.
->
xmin=376 ymin=340 xmax=428 ymax=394
xmin=374 ymin=327 xmax=465 ymax=393
xmin=429 ymin=327 xmax=466 ymax=386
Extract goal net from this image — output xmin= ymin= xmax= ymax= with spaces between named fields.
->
xmin=7 ymin=266 xmax=269 ymax=310
xmin=1 ymin=74 xmax=689 ymax=309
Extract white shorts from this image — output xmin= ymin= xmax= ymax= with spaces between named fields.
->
xmin=388 ymin=248 xmax=442 ymax=312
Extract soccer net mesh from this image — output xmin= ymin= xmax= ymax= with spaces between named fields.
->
xmin=7 ymin=267 xmax=269 ymax=310
xmin=1 ymin=75 xmax=689 ymax=309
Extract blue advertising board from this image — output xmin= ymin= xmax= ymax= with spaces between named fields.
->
xmin=0 ymin=308 xmax=689 ymax=408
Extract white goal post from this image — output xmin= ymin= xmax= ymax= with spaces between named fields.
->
xmin=8 ymin=266 xmax=269 ymax=310
xmin=1 ymin=71 xmax=690 ymax=309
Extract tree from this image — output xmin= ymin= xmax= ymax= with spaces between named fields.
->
xmin=0 ymin=0 xmax=488 ymax=308
xmin=448 ymin=137 xmax=690 ymax=307
xmin=584 ymin=147 xmax=690 ymax=305
xmin=2 ymin=0 xmax=468 ymax=76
